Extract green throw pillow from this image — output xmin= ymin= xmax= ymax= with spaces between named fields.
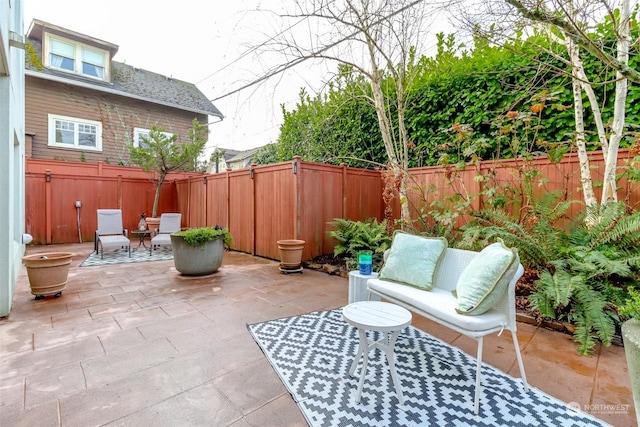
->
xmin=378 ymin=231 xmax=447 ymax=290
xmin=455 ymin=239 xmax=519 ymax=315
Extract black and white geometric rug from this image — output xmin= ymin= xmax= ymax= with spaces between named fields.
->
xmin=247 ymin=309 xmax=611 ymax=427
xmin=80 ymin=247 xmax=173 ymax=267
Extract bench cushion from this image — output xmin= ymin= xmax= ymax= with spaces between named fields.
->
xmin=378 ymin=232 xmax=447 ymax=290
xmin=455 ymin=240 xmax=519 ymax=315
xmin=367 ymin=278 xmax=508 ymax=332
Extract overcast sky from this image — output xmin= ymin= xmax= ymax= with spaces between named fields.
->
xmin=23 ymin=0 xmax=331 ymax=155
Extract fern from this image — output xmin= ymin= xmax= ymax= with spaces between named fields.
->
xmin=459 ymin=209 xmax=550 ymax=268
xmin=573 ymin=285 xmax=615 ymax=353
xmin=327 ymin=218 xmax=391 ymax=269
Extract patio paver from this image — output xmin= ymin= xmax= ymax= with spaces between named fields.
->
xmin=0 ymin=242 xmax=635 ymax=426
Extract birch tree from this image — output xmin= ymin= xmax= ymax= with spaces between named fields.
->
xmin=263 ymin=0 xmax=448 ymax=225
xmin=459 ymin=0 xmax=637 ymax=206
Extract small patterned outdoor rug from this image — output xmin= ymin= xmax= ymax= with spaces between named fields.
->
xmin=247 ymin=309 xmax=610 ymax=427
xmin=80 ymin=247 xmax=173 ymax=267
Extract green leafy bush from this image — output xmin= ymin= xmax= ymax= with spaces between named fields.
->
xmin=174 ymin=226 xmax=232 ymax=247
xmin=461 ymin=200 xmax=640 ymax=355
xmin=327 ymin=218 xmax=392 ymax=270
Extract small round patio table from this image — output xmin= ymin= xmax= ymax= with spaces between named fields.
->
xmin=131 ymin=230 xmax=152 ymax=251
xmin=342 ymin=300 xmax=412 ymax=404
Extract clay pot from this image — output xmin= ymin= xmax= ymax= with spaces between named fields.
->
xmin=22 ymin=252 xmax=74 ymax=299
xmin=276 ymin=240 xmax=305 ymax=269
xmin=145 ymin=217 xmax=161 ymax=232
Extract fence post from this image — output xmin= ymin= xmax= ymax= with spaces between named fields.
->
xmin=293 ymin=156 xmax=302 ymax=239
xmin=250 ymin=164 xmax=257 ymax=255
xmin=341 ymin=163 xmax=348 ymax=218
xmin=117 ymin=175 xmax=122 ymax=210
xmin=226 ymin=168 xmax=232 ymax=229
xmin=45 ymin=169 xmax=52 ymax=244
xmin=202 ymin=175 xmax=207 ymax=227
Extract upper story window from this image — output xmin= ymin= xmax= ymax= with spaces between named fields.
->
xmin=133 ymin=128 xmax=174 ymax=149
xmin=45 ymin=34 xmax=108 ymax=81
xmin=48 ymin=114 xmax=102 ymax=151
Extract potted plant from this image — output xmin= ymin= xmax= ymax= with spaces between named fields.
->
xmin=621 ymin=289 xmax=640 ymax=426
xmin=276 ymin=239 xmax=305 ymax=271
xmin=22 ymin=252 xmax=75 ymax=299
xmin=128 ymin=118 xmax=208 ymax=220
xmin=170 ymin=226 xmax=232 ymax=276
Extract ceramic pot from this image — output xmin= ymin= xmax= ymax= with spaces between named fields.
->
xmin=170 ymin=234 xmax=224 ymax=276
xmin=276 ymin=239 xmax=305 ymax=268
xmin=22 ymin=252 xmax=74 ymax=299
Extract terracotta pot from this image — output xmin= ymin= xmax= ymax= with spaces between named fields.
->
xmin=22 ymin=252 xmax=74 ymax=299
xmin=276 ymin=239 xmax=305 ymax=268
xmin=145 ymin=217 xmax=161 ymax=232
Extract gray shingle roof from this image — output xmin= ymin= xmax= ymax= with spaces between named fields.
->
xmin=25 ymin=20 xmax=223 ymax=119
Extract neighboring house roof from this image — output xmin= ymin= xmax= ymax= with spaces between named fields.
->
xmin=25 ymin=19 xmax=223 ymax=119
xmin=226 ymin=147 xmax=260 ymax=164
xmin=213 ymin=148 xmax=241 ymax=162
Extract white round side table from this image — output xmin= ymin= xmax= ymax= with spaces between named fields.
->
xmin=342 ymin=301 xmax=412 ymax=404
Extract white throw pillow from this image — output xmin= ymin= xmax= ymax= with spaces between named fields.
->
xmin=378 ymin=231 xmax=447 ymax=290
xmin=455 ymin=239 xmax=519 ymax=315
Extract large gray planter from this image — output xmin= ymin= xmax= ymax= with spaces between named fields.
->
xmin=170 ymin=234 xmax=224 ymax=276
xmin=623 ymin=318 xmax=640 ymax=426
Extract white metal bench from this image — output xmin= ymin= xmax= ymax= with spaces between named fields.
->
xmin=366 ymin=247 xmax=529 ymax=414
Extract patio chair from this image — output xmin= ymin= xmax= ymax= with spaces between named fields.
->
xmin=150 ymin=213 xmax=182 ymax=255
xmin=96 ymin=209 xmax=131 ymax=259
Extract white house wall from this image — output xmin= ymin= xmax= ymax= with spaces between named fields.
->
xmin=0 ymin=0 xmax=26 ymax=316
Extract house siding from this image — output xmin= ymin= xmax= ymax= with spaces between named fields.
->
xmin=25 ymin=76 xmax=207 ymax=164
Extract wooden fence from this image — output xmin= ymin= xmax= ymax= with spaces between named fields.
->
xmin=25 ymin=159 xmax=200 ymax=244
xmin=398 ymin=149 xmax=640 ymax=226
xmin=25 ymin=149 xmax=640 ymax=260
xmin=174 ymin=157 xmax=383 ymax=261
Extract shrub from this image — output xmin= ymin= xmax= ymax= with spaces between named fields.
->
xmin=327 ymin=218 xmax=392 ymax=270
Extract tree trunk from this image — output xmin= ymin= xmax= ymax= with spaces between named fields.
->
xmin=568 ymin=41 xmax=598 ymax=207
xmin=601 ymin=0 xmax=630 ymax=204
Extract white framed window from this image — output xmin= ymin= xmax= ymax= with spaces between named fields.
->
xmin=48 ymin=114 xmax=102 ymax=151
xmin=133 ymin=127 xmax=174 ymax=149
xmin=44 ymin=34 xmax=108 ymax=81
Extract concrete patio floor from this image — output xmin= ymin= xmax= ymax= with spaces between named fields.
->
xmin=0 ymin=242 xmax=635 ymax=427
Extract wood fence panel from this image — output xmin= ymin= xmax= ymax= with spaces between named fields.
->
xmin=24 ymin=175 xmax=46 ymax=245
xmin=185 ymin=177 xmax=206 ymax=227
xmin=228 ymin=169 xmax=255 ymax=254
xmin=25 ymin=159 xmax=195 ymax=244
xmin=254 ymin=163 xmax=296 ymax=260
xmin=298 ymin=162 xmax=345 ymax=258
xmin=175 ymin=180 xmax=191 ymax=227
xmin=343 ymin=167 xmax=384 ymax=222
xmin=205 ymin=173 xmax=228 ymax=228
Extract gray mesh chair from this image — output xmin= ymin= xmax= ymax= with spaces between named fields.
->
xmin=150 ymin=213 xmax=182 ymax=255
xmin=96 ymin=209 xmax=131 ymax=259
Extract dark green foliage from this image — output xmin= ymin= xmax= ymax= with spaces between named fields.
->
xmin=128 ymin=118 xmax=208 ymax=217
xmin=620 ymin=288 xmax=640 ymax=319
xmin=276 ymin=18 xmax=639 ymax=167
xmin=175 ymin=226 xmax=232 ymax=247
xmin=252 ymin=143 xmax=280 ymax=165
xmin=459 ymin=190 xmax=577 ymax=269
xmin=528 ymin=202 xmax=640 ymax=355
xmin=327 ymin=218 xmax=392 ymax=270
xmin=461 ymin=198 xmax=640 ymax=355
